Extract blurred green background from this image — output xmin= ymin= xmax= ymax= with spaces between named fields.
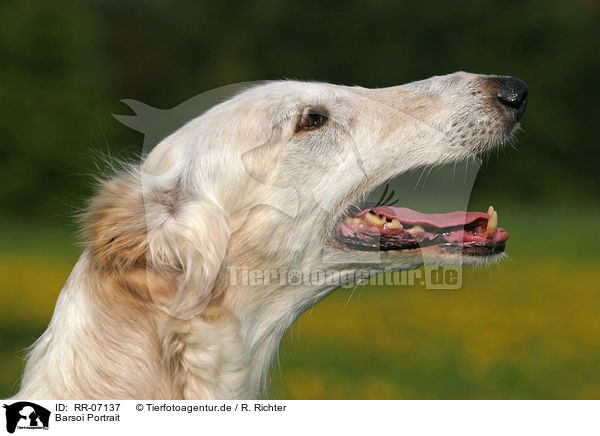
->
xmin=1 ymin=0 xmax=599 ymax=398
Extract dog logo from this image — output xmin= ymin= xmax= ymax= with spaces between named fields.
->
xmin=2 ymin=402 xmax=50 ymax=434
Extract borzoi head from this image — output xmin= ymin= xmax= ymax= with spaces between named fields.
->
xmin=132 ymin=71 xmax=526 ymax=289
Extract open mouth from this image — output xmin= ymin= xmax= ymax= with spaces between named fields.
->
xmin=335 ymin=204 xmax=508 ymax=256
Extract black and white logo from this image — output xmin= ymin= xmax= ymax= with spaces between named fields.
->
xmin=2 ymin=402 xmax=50 ymax=434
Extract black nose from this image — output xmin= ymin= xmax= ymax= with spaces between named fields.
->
xmin=497 ymin=77 xmax=528 ymax=120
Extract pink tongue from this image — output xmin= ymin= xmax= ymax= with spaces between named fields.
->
xmin=363 ymin=206 xmax=489 ymax=229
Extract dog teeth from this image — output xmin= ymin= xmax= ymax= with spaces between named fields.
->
xmin=344 ymin=217 xmax=364 ymax=227
xmin=406 ymin=225 xmax=425 ymax=234
xmin=487 ymin=205 xmax=495 ymax=216
xmin=486 ymin=210 xmax=498 ymax=233
xmin=365 ymin=211 xmax=387 ymax=226
xmin=386 ymin=218 xmax=403 ymax=230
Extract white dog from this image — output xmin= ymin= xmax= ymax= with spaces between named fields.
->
xmin=15 ymin=72 xmax=527 ymax=399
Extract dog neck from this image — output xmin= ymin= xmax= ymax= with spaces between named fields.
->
xmin=16 ymin=251 xmax=336 ymax=399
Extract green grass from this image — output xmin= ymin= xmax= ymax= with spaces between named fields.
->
xmin=1 ymin=205 xmax=599 ymax=399
xmin=272 ymin=259 xmax=600 ymax=399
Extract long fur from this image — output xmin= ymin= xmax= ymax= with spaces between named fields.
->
xmin=15 ymin=73 xmax=519 ymax=399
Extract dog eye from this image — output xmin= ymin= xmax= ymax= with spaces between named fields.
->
xmin=296 ymin=106 xmax=328 ymax=132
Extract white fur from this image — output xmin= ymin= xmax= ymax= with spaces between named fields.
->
xmin=15 ymin=72 xmax=519 ymax=399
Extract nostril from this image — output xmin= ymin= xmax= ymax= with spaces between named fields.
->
xmin=497 ymin=77 xmax=528 ymax=119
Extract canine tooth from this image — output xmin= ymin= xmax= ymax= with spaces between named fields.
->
xmin=487 ymin=205 xmax=495 ymax=216
xmin=365 ymin=211 xmax=386 ymax=226
xmin=387 ymin=218 xmax=403 ymax=230
xmin=407 ymin=225 xmax=425 ymax=234
xmin=486 ymin=211 xmax=498 ymax=233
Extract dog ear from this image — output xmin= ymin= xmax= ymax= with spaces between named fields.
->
xmin=145 ymin=197 xmax=230 ymax=319
xmin=83 ymin=169 xmax=229 ymax=319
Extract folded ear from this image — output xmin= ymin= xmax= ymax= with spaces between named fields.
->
xmin=82 ymin=169 xmax=229 ymax=320
xmin=146 ymin=198 xmax=230 ymax=319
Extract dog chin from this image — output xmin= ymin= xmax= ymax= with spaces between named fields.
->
xmin=420 ymin=248 xmax=508 ymax=268
xmin=371 ymin=246 xmax=506 ymax=271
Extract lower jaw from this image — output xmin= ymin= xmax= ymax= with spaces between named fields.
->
xmin=334 ymin=234 xmax=506 ymax=256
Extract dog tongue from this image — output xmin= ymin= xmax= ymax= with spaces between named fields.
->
xmin=365 ymin=206 xmax=489 ymax=229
